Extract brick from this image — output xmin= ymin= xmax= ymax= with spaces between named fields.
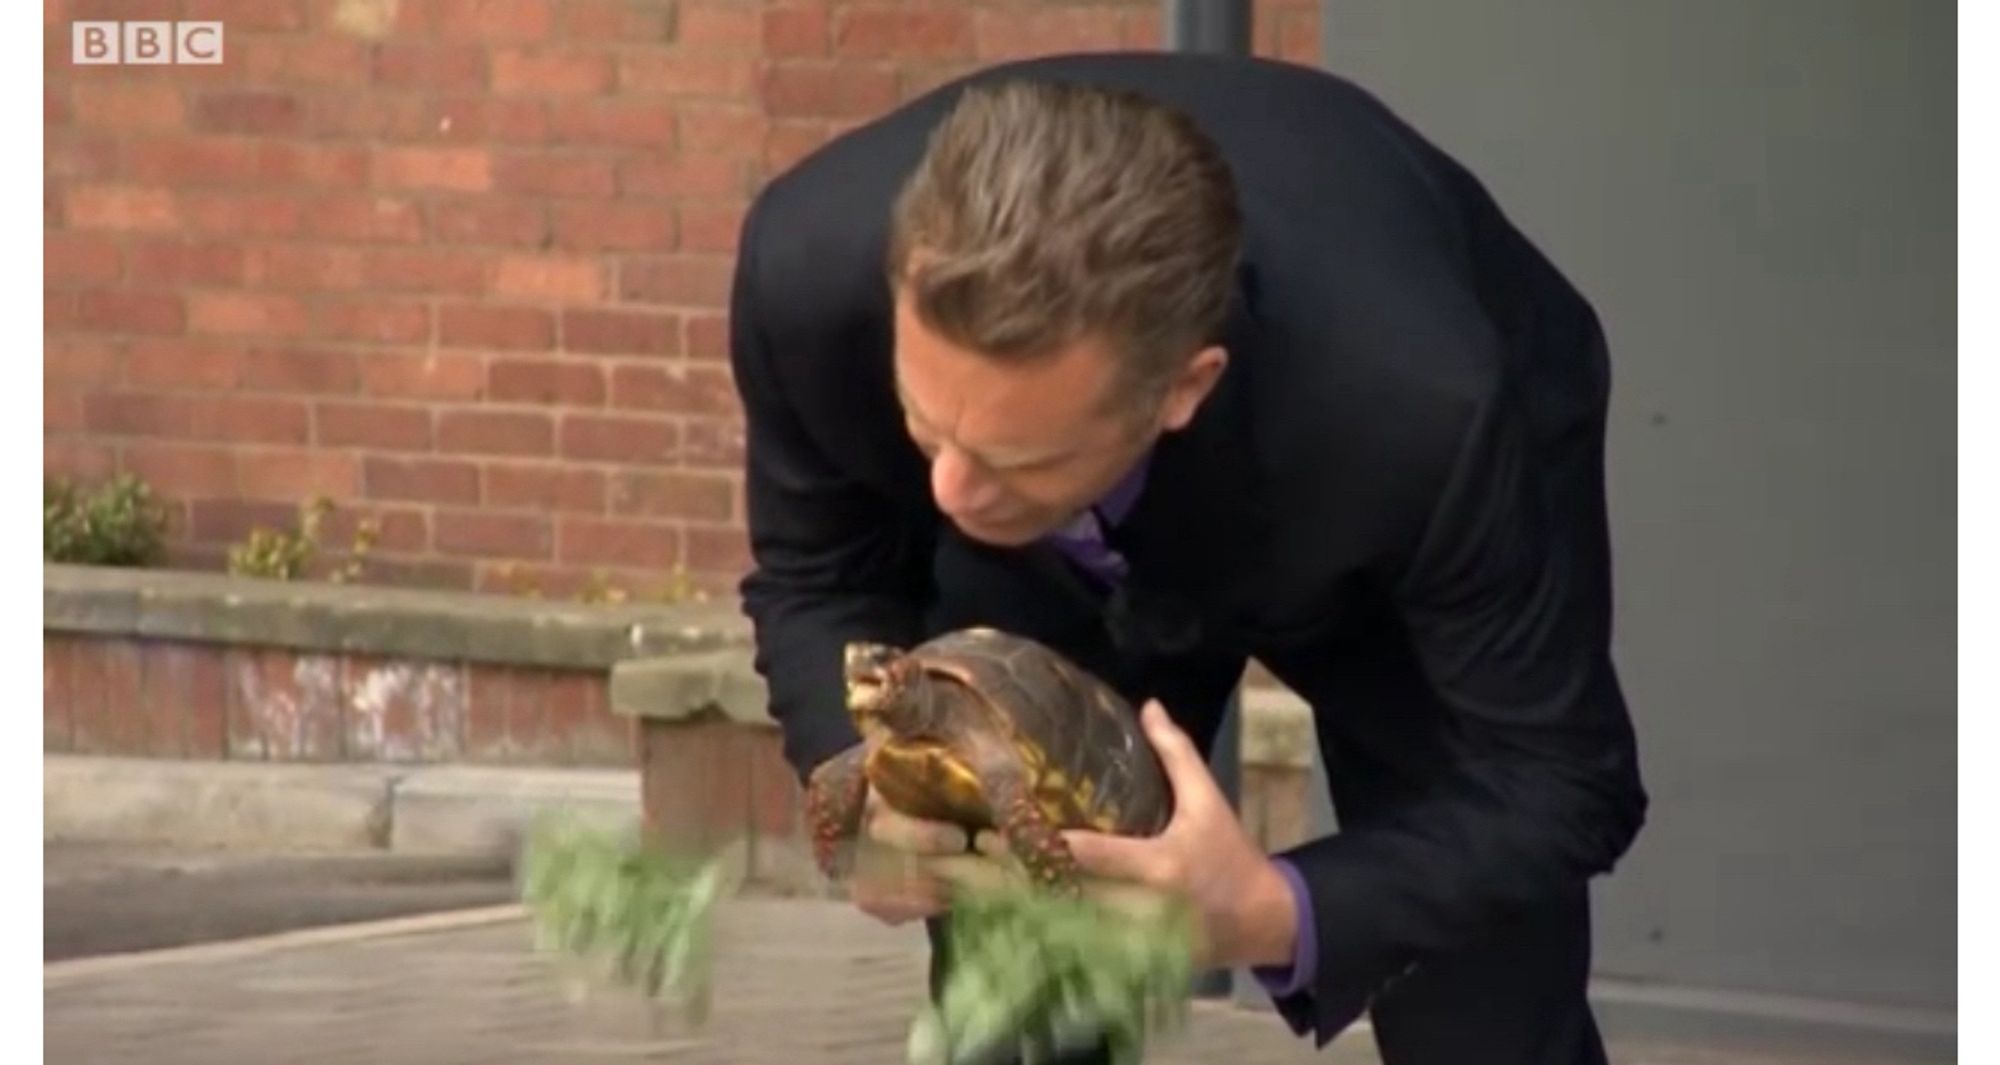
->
xmin=88 ymin=642 xmax=148 ymax=756
xmin=375 ymin=44 xmax=489 ymax=90
xmin=45 ymin=384 xmax=83 ymax=433
xmin=438 ymin=410 xmax=554 ymax=456
xmin=64 ymin=185 xmax=178 ymax=232
xmin=433 ymin=0 xmax=555 ymax=40
xmin=544 ymin=670 xmax=628 ymax=765
xmin=562 ymin=309 xmax=679 ymax=355
xmin=228 ymin=648 xmax=345 ymax=761
xmin=430 ymin=198 xmax=549 ymax=247
xmin=323 ymin=506 xmax=428 ymax=553
xmin=608 ymin=470 xmax=733 ymax=521
xmin=559 ymin=516 xmax=680 ymax=568
xmin=238 ymin=450 xmax=361 ymax=497
xmin=677 ymin=104 xmax=768 ymax=152
xmin=1278 ymin=9 xmax=1320 ymax=63
xmin=187 ymin=498 xmax=303 ymax=542
xmin=765 ymin=6 xmax=829 ymax=56
xmin=44 ymin=638 xmax=74 ymax=753
xmin=84 ymin=392 xmax=192 ymax=436
xmin=193 ymin=91 xmax=303 ymax=136
xmin=551 ymin=201 xmax=675 ymax=252
xmin=239 ymin=347 xmax=359 ymax=394
xmin=364 ymin=249 xmax=490 ymax=295
xmin=316 ymin=299 xmax=432 ymax=344
xmin=1122 ymin=8 xmax=1162 ymax=48
xmin=546 ymin=100 xmax=676 ymax=147
xmin=46 ymin=290 xmax=77 ymax=332
xmin=365 ymin=456 xmax=479 ymax=504
xmin=247 ymin=245 xmax=368 ymax=290
xmin=492 ymin=47 xmax=614 ymax=94
xmin=973 ymin=8 xmax=1124 ymax=58
xmin=77 ymin=290 xmax=186 ymax=335
xmin=763 ymin=62 xmax=899 ymax=118
xmin=677 ymin=4 xmax=761 ymax=49
xmin=493 ymin=154 xmax=616 ymax=197
xmin=341 ymin=654 xmax=470 ymax=762
xmin=760 ymin=119 xmax=832 ymax=174
xmin=464 ymin=663 xmax=516 ymax=758
xmin=900 ymin=62 xmax=978 ymax=102
xmin=562 ymin=0 xmax=673 ymax=41
xmin=833 ymin=7 xmax=971 ymax=59
xmin=440 ymin=304 xmax=555 ymax=350
xmin=437 ymin=510 xmax=552 ymax=558
xmin=190 ymin=396 xmax=312 ymax=444
xmin=686 ymin=524 xmax=752 ymax=572
xmin=238 ymin=36 xmax=370 ymax=88
xmin=121 ymin=442 xmax=238 ymax=495
xmin=46 ymin=337 xmax=121 ymax=386
xmin=46 ymin=88 xmax=70 ymax=129
xmin=308 ymin=96 xmax=427 ymax=139
xmin=72 ymin=83 xmax=185 ymax=131
xmin=685 ymin=312 xmax=731 ymax=359
xmin=678 ymin=199 xmax=745 ymax=253
xmin=46 ymin=233 xmax=122 ymax=284
xmin=127 ymin=240 xmax=247 ymax=286
xmin=123 ymin=339 xmax=240 ymax=390
xmin=179 ymin=192 xmax=304 ymax=238
xmin=188 ymin=292 xmax=311 ymax=338
xmin=607 ymin=363 xmax=716 ymax=411
xmin=618 ymin=53 xmax=758 ymax=98
xmin=46 ymin=137 xmax=121 ymax=180
xmin=317 ymin=402 xmax=433 ymax=450
xmin=483 ymin=462 xmax=605 ymax=512
xmin=559 ymin=414 xmax=678 ymax=464
xmin=431 ymin=97 xmax=551 ymax=143
xmin=301 ymin=195 xmax=427 ymax=243
xmin=44 ymin=440 xmax=119 ymax=481
xmin=619 ymin=255 xmax=733 ymax=306
xmin=360 ymin=353 xmax=485 ymax=401
xmin=257 ymin=143 xmax=374 ymax=187
xmin=617 ymin=153 xmax=744 ymax=198
xmin=489 ymin=359 xmax=607 ymax=406
xmin=124 ymin=137 xmax=260 ymax=185
xmin=186 ymin=0 xmax=306 ymax=29
xmin=492 ymin=255 xmax=606 ymax=301
xmin=364 ymin=556 xmax=478 ymax=590
xmin=375 ymin=147 xmax=494 ymax=192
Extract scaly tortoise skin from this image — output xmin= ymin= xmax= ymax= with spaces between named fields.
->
xmin=803 ymin=627 xmax=1172 ymax=893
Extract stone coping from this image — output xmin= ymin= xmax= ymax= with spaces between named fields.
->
xmin=610 ymin=648 xmax=1316 ymax=770
xmin=43 ymin=563 xmax=752 ymax=671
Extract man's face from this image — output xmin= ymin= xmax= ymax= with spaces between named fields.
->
xmin=891 ymin=291 xmax=1223 ymax=547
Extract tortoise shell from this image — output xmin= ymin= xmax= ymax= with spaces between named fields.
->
xmin=858 ymin=627 xmax=1172 ymax=839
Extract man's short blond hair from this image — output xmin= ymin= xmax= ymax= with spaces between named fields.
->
xmin=887 ymin=79 xmax=1243 ymax=398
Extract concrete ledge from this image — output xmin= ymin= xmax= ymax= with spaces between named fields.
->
xmin=44 ymin=756 xmax=641 ymax=859
xmin=45 ymin=756 xmax=398 ymax=851
xmin=609 ymin=649 xmax=773 ymax=726
xmin=45 ymin=562 xmax=751 ymax=671
xmin=1240 ymin=686 xmax=1313 ymax=769
xmin=389 ymin=765 xmax=640 ymax=856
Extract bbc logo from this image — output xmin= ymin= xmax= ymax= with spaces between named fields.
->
xmin=72 ymin=21 xmax=224 ymax=65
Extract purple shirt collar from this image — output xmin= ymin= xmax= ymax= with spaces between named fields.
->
xmin=1092 ymin=451 xmax=1152 ymax=527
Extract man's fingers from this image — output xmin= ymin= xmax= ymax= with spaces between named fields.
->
xmin=925 ymin=853 xmax=1024 ymax=895
xmin=1061 ymin=828 xmax=1166 ymax=886
xmin=1138 ymin=700 xmax=1220 ymax=812
xmin=866 ymin=796 xmax=970 ymax=855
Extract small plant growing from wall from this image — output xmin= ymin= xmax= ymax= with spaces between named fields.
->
xmin=227 ymin=496 xmax=379 ymax=583
xmin=44 ymin=473 xmax=169 ymax=567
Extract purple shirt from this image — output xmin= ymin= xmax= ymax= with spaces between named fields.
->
xmin=1038 ymin=454 xmax=1319 ymax=999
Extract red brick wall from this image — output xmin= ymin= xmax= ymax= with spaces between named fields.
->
xmin=44 ymin=632 xmax=633 ymax=765
xmin=45 ymin=0 xmax=1319 ymax=597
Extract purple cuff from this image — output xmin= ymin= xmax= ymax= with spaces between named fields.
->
xmin=1248 ymin=858 xmax=1316 ymax=998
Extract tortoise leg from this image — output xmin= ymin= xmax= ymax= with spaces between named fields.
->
xmin=804 ymin=743 xmax=869 ymax=881
xmin=986 ymin=775 xmax=1081 ymax=895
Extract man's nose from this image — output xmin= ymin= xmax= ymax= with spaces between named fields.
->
xmin=930 ymin=447 xmax=1001 ymax=517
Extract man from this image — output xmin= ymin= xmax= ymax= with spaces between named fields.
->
xmin=727 ymin=50 xmax=1647 ymax=1065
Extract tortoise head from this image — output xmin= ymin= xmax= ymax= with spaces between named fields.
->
xmin=843 ymin=641 xmax=926 ymax=737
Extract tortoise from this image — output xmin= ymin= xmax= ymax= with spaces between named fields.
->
xmin=803 ymin=626 xmax=1173 ymax=892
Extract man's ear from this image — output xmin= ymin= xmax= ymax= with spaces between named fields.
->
xmin=1158 ymin=346 xmax=1229 ymax=432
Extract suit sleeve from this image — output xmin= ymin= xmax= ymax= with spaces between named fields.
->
xmin=1266 ymin=378 xmax=1648 ymax=1043
xmin=729 ymin=197 xmax=934 ymax=783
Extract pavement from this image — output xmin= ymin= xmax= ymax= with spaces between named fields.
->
xmin=44 ymin=882 xmax=1928 ymax=1065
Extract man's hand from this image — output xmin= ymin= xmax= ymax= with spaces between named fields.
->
xmin=847 ymin=787 xmax=970 ymax=926
xmin=1056 ymin=700 xmax=1301 ymax=971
